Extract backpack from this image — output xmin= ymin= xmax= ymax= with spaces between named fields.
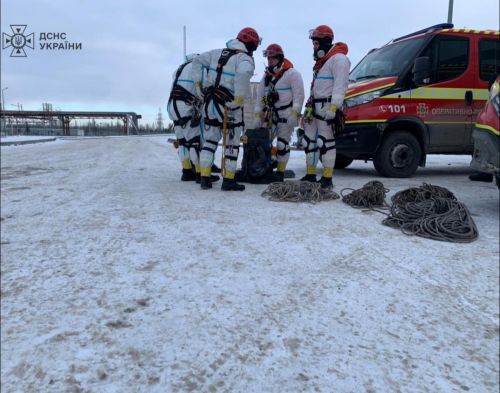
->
xmin=237 ymin=128 xmax=276 ymax=184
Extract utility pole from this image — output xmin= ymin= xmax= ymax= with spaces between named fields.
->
xmin=183 ymin=25 xmax=187 ymax=61
xmin=10 ymin=104 xmax=19 ymax=135
xmin=1 ymin=87 xmax=7 ymax=111
xmin=447 ymin=0 xmax=454 ymax=24
xmin=0 ymin=87 xmax=7 ymax=134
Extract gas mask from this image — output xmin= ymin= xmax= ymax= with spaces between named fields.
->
xmin=313 ymin=40 xmax=332 ymax=61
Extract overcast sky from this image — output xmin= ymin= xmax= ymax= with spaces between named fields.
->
xmin=1 ymin=0 xmax=499 ymax=124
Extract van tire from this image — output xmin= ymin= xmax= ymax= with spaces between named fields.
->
xmin=334 ymin=154 xmax=354 ymax=169
xmin=373 ymin=131 xmax=421 ymax=178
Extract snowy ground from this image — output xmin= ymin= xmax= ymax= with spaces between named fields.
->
xmin=1 ymin=135 xmax=498 ymax=393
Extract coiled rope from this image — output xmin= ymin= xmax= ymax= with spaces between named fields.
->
xmin=340 ymin=181 xmax=389 ymax=209
xmin=383 ymin=183 xmax=478 ymax=243
xmin=391 ymin=183 xmax=456 ymax=206
xmin=261 ymin=181 xmax=340 ymax=203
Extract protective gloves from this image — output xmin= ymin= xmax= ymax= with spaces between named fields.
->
xmin=324 ymin=104 xmax=337 ymax=120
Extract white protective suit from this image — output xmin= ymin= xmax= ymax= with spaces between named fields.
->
xmin=255 ymin=60 xmax=304 ymax=173
xmin=304 ymin=45 xmax=350 ymax=177
xmin=192 ymin=39 xmax=254 ymax=180
xmin=167 ymin=54 xmax=205 ymax=174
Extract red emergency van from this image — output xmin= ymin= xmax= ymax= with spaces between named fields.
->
xmin=470 ymin=75 xmax=500 ymax=188
xmin=337 ymin=23 xmax=500 ymax=177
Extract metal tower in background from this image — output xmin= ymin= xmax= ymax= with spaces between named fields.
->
xmin=156 ymin=107 xmax=164 ymax=131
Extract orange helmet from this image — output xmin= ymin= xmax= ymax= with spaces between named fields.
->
xmin=237 ymin=27 xmax=262 ymax=47
xmin=309 ymin=25 xmax=334 ymax=42
xmin=263 ymin=44 xmax=283 ymax=58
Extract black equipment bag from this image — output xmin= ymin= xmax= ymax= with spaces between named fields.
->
xmin=236 ymin=128 xmax=276 ymax=184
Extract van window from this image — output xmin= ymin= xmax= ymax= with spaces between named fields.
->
xmin=421 ymin=36 xmax=469 ymax=82
xmin=479 ymin=38 xmax=500 ymax=82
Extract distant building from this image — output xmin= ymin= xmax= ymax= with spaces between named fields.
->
xmin=244 ymin=82 xmax=259 ymax=130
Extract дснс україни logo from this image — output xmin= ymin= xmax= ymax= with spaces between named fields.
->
xmin=2 ymin=25 xmax=35 ymax=57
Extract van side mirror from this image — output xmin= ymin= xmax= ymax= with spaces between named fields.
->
xmin=412 ymin=57 xmax=431 ymax=86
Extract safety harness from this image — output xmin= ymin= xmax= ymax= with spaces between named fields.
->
xmin=203 ymin=49 xmax=244 ymax=129
xmin=303 ymin=43 xmax=348 ymax=145
xmin=262 ymin=59 xmax=294 ymax=125
xmin=168 ymin=60 xmax=200 ymax=127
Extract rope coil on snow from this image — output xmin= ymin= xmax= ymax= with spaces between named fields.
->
xmin=390 ymin=183 xmax=456 ymax=206
xmin=261 ymin=181 xmax=340 ymax=203
xmin=383 ymin=183 xmax=478 ymax=243
xmin=340 ymin=181 xmax=389 ymax=209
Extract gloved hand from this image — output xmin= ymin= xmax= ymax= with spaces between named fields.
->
xmin=194 ymin=81 xmax=204 ymax=99
xmin=253 ymin=111 xmax=263 ymax=129
xmin=227 ymin=95 xmax=244 ymax=109
xmin=287 ymin=111 xmax=300 ymax=127
xmin=324 ymin=104 xmax=337 ymax=120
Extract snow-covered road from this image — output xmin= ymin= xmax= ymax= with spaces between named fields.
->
xmin=1 ymin=136 xmax=498 ymax=392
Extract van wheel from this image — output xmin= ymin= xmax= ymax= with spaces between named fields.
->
xmin=496 ymin=174 xmax=500 ymax=191
xmin=373 ymin=131 xmax=421 ymax=178
xmin=334 ymin=154 xmax=354 ymax=169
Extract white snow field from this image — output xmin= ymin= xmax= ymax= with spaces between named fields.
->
xmin=1 ymin=135 xmax=498 ymax=393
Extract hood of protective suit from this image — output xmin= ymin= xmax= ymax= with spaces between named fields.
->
xmin=226 ymin=38 xmax=250 ymax=54
xmin=185 ymin=53 xmax=199 ymax=62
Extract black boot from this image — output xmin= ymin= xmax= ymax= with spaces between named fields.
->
xmin=211 ymin=164 xmax=221 ymax=173
xmin=200 ymin=176 xmax=212 ymax=189
xmin=469 ymin=172 xmax=493 ymax=182
xmin=199 ymin=174 xmax=219 ymax=185
xmin=181 ymin=168 xmax=197 ymax=181
xmin=301 ymin=174 xmax=317 ymax=182
xmin=319 ymin=176 xmax=333 ymax=189
xmin=221 ymin=178 xmax=245 ymax=191
xmin=275 ymin=171 xmax=285 ymax=182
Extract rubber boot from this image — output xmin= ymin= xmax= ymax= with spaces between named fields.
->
xmin=469 ymin=172 xmax=493 ymax=182
xmin=211 ymin=164 xmax=222 ymax=173
xmin=319 ymin=176 xmax=333 ymax=189
xmin=301 ymin=174 xmax=317 ymax=182
xmin=200 ymin=176 xmax=212 ymax=189
xmin=221 ymin=178 xmax=245 ymax=191
xmin=181 ymin=168 xmax=197 ymax=181
xmin=275 ymin=171 xmax=285 ymax=182
xmin=198 ymin=173 xmax=219 ymax=184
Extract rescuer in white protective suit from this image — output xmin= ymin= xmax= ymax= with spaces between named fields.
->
xmin=192 ymin=27 xmax=261 ymax=191
xmin=302 ymin=25 xmax=350 ymax=189
xmin=254 ymin=44 xmax=305 ymax=181
xmin=167 ymin=53 xmax=219 ymax=184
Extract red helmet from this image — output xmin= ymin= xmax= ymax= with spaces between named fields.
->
xmin=263 ymin=44 xmax=283 ymax=58
xmin=237 ymin=27 xmax=262 ymax=47
xmin=309 ymin=25 xmax=334 ymax=41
